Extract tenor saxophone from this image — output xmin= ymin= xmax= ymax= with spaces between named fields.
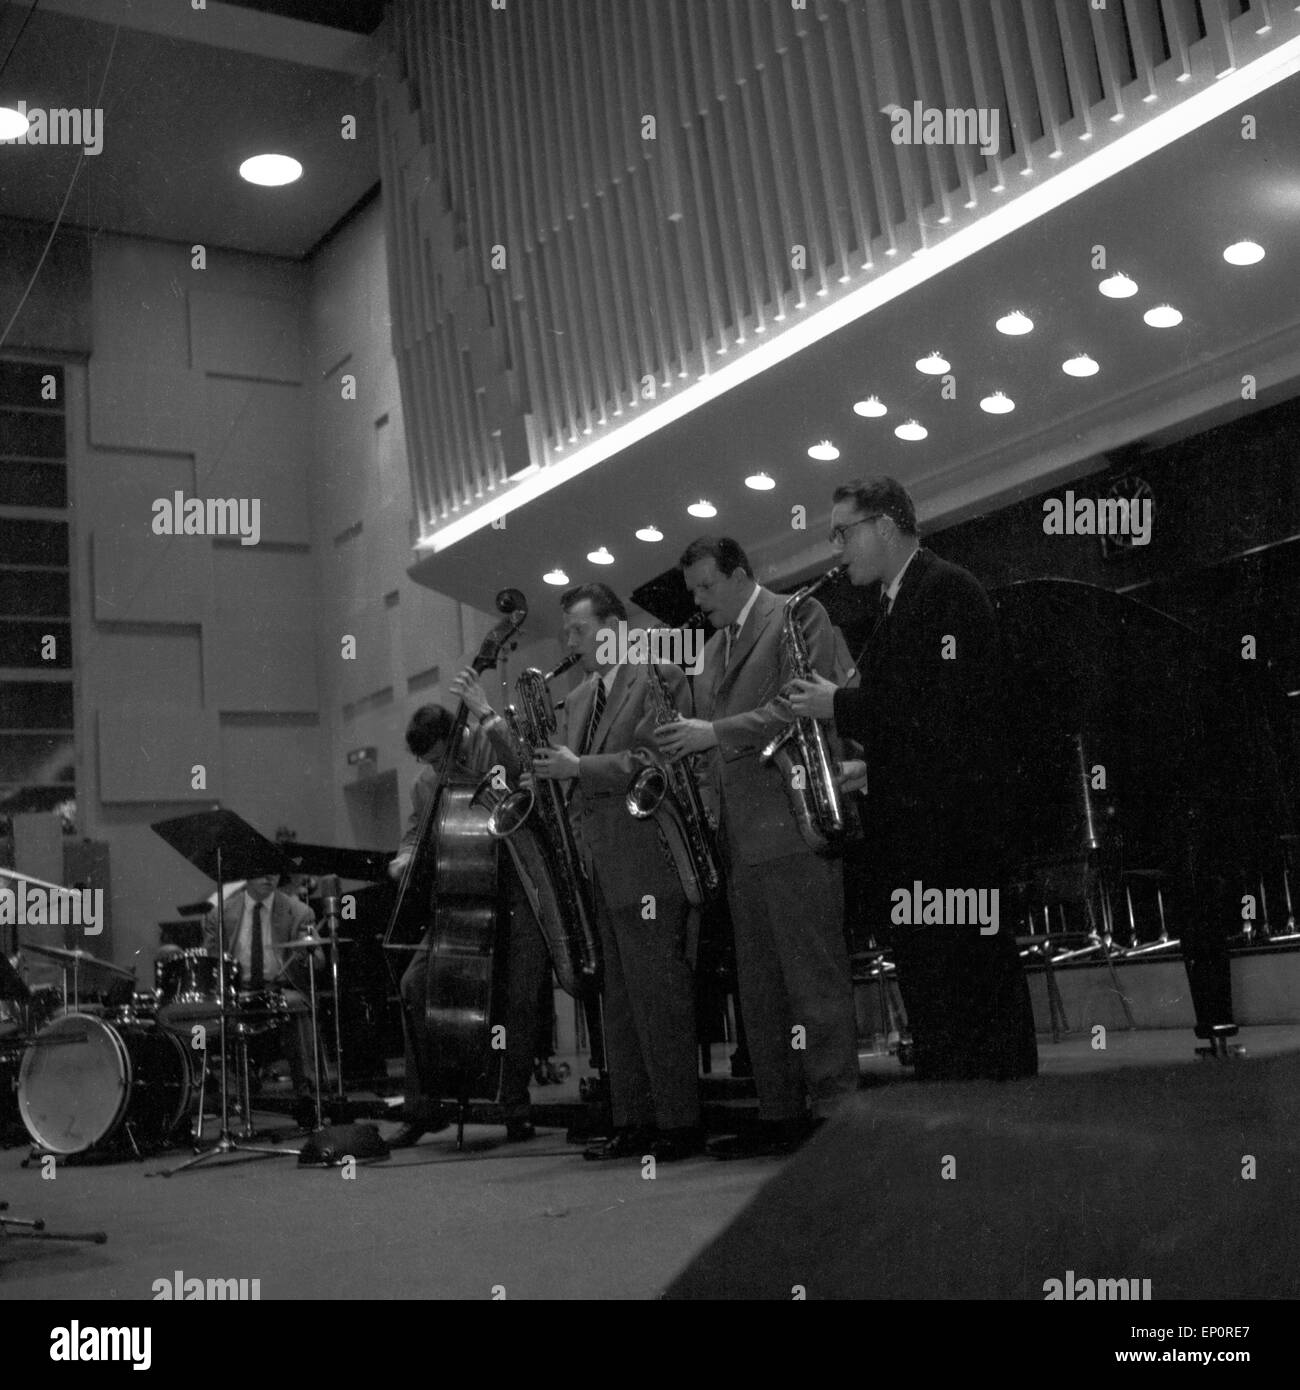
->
xmin=759 ymin=564 xmax=847 ymax=853
xmin=481 ymin=655 xmax=601 ymax=991
xmin=626 ymin=659 xmax=723 ymax=907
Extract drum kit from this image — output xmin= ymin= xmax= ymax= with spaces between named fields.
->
xmin=1 ymin=812 xmax=366 ymax=1172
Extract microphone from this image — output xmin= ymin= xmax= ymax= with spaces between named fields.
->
xmin=319 ymin=875 xmax=342 ymax=938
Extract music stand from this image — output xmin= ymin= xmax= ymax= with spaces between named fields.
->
xmin=149 ymin=808 xmax=296 ymax=1175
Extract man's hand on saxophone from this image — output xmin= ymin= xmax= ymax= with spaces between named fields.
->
xmin=784 ymin=673 xmax=838 ymax=721
xmin=653 ymin=717 xmax=718 ymax=759
xmin=532 ymin=739 xmax=579 ymax=781
xmin=836 ymin=758 xmax=869 ymax=795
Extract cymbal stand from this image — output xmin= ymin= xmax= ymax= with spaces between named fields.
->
xmin=155 ymin=847 xmax=295 ymax=1175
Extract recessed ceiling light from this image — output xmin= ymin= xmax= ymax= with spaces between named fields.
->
xmin=1098 ymin=272 xmax=1138 ymax=298
xmin=807 ymin=441 xmax=840 ymax=461
xmin=635 ymin=525 xmax=663 ymax=542
xmin=979 ymin=392 xmax=1015 ymax=414
xmin=587 ymin=546 xmax=614 ymax=565
xmin=687 ymin=500 xmax=717 ymax=518
xmin=1062 ymin=354 xmax=1100 ymax=377
xmin=543 ymin=569 xmax=569 ymax=586
xmin=853 ymin=396 xmax=887 ymax=418
xmin=745 ymin=472 xmax=776 ymax=491
xmin=1223 ymin=240 xmax=1265 ymax=265
xmin=1143 ymin=304 xmax=1183 ymax=328
xmin=916 ymin=352 xmax=950 ymax=375
xmin=239 ymin=154 xmax=303 ymax=186
xmin=0 ymin=106 xmax=29 ymax=140
xmin=995 ymin=310 xmax=1033 ymax=335
xmin=894 ymin=420 xmax=928 ymax=441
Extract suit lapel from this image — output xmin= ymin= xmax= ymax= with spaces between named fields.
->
xmin=592 ymin=666 xmax=635 ymax=753
xmin=717 ymin=588 xmax=777 ymax=699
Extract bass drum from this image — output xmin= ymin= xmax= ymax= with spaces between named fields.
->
xmin=18 ymin=1012 xmax=191 ymax=1156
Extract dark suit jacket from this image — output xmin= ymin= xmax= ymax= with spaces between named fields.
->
xmin=203 ymin=888 xmax=315 ymax=983
xmin=833 ymin=547 xmax=1006 ymax=880
xmin=693 ymin=585 xmax=843 ymax=866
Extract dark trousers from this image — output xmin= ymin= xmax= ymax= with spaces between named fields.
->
xmin=723 ymin=834 xmax=859 ymax=1122
xmin=594 ymin=878 xmax=700 ymax=1131
xmin=400 ymin=876 xmax=552 ymax=1121
xmin=860 ymin=799 xmax=1037 ymax=1082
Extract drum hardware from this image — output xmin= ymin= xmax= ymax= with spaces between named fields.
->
xmin=1 ymin=1200 xmax=107 ymax=1246
xmin=281 ymin=927 xmax=354 ymax=1130
xmin=147 ymin=808 xmax=302 ymax=1176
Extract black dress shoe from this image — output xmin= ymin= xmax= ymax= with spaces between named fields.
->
xmin=389 ymin=1111 xmax=451 ymax=1148
xmin=503 ymin=1119 xmax=536 ymax=1143
xmin=707 ymin=1119 xmax=811 ymax=1161
xmin=650 ymin=1127 xmax=706 ymax=1162
xmin=583 ymin=1126 xmax=655 ymax=1161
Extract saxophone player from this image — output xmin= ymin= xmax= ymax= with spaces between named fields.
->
xmin=455 ymin=582 xmax=704 ymax=1163
xmin=655 ymin=539 xmax=859 ymax=1158
xmin=785 ymin=478 xmax=1038 ymax=1082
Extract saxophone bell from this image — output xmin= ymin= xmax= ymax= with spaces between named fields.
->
xmin=626 ymin=764 xmax=670 ymax=820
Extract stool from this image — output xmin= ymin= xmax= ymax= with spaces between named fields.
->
xmin=1120 ymin=869 xmax=1179 ymax=956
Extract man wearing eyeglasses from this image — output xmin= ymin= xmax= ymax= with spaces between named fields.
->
xmin=787 ymin=478 xmax=1037 ymax=1083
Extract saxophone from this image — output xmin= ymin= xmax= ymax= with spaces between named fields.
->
xmin=626 ymin=659 xmax=723 ymax=907
xmin=759 ymin=564 xmax=847 ymax=854
xmin=481 ymin=656 xmax=601 ymax=992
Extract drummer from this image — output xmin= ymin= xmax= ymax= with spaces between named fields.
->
xmin=202 ymin=873 xmax=319 ymax=1098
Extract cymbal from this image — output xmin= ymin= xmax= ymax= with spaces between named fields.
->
xmin=20 ymin=943 xmax=134 ymax=979
xmin=281 ymin=934 xmax=354 ymax=950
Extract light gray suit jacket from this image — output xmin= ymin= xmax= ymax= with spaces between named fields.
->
xmin=693 ymin=585 xmax=843 ymax=866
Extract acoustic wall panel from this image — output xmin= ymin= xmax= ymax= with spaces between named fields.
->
xmin=203 ymin=622 xmax=320 ymax=714
xmin=97 ymin=704 xmax=221 ymax=803
xmin=189 ymin=289 xmax=304 ymax=385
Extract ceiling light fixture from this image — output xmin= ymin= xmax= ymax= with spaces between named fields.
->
xmin=239 ymin=154 xmax=303 ymax=186
xmin=1143 ymin=304 xmax=1183 ymax=327
xmin=995 ymin=310 xmax=1034 ymax=335
xmin=745 ymin=472 xmax=776 ymax=491
xmin=543 ymin=569 xmax=569 ymax=586
xmin=1098 ymin=272 xmax=1138 ymax=298
xmin=916 ymin=352 xmax=950 ymax=375
xmin=853 ymin=396 xmax=887 ymax=417
xmin=894 ymin=420 xmax=928 ymax=441
xmin=979 ymin=391 xmax=1015 ymax=414
xmin=1062 ymin=354 xmax=1100 ymax=377
xmin=586 ymin=546 xmax=614 ymax=565
xmin=807 ymin=441 xmax=840 ymax=461
xmin=635 ymin=525 xmax=663 ymax=542
xmin=687 ymin=500 xmax=717 ymax=518
xmin=0 ymin=106 xmax=29 ymax=140
xmin=1223 ymin=240 xmax=1265 ymax=265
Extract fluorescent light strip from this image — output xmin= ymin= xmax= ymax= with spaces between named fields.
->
xmin=419 ymin=34 xmax=1300 ymax=553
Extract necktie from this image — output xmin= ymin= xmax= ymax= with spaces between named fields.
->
xmin=580 ymin=679 xmax=607 ymax=755
xmin=250 ymin=901 xmax=265 ymax=989
xmin=723 ymin=621 xmax=741 ymax=667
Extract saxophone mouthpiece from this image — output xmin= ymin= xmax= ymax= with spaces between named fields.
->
xmin=545 ymin=652 xmax=581 ymax=682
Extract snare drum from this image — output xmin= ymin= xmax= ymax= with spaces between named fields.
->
xmin=108 ymin=991 xmax=160 ymax=1028
xmin=155 ymin=949 xmax=239 ymax=1026
xmin=231 ymin=989 xmax=291 ymax=1036
xmin=17 ymin=1012 xmax=191 ymax=1155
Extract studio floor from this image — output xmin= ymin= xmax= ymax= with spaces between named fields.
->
xmin=3 ymin=1026 xmax=1298 ymax=1301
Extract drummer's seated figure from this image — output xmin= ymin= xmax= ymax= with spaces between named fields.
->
xmin=202 ymin=872 xmax=317 ymax=1096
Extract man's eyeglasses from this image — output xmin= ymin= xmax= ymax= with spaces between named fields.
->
xmin=828 ymin=514 xmax=882 ymax=547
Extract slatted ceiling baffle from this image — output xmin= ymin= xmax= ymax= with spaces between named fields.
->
xmin=993 ymin=0 xmax=1043 ymax=180
xmin=903 ymin=0 xmax=961 ymax=230
xmin=379 ymin=0 xmax=1300 ymax=535
xmin=1022 ymin=0 xmax=1071 ymax=160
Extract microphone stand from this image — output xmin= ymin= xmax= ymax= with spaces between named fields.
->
xmin=321 ymin=876 xmax=347 ymax=1107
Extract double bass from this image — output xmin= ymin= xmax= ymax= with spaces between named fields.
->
xmin=382 ymin=589 xmax=528 ymax=1126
